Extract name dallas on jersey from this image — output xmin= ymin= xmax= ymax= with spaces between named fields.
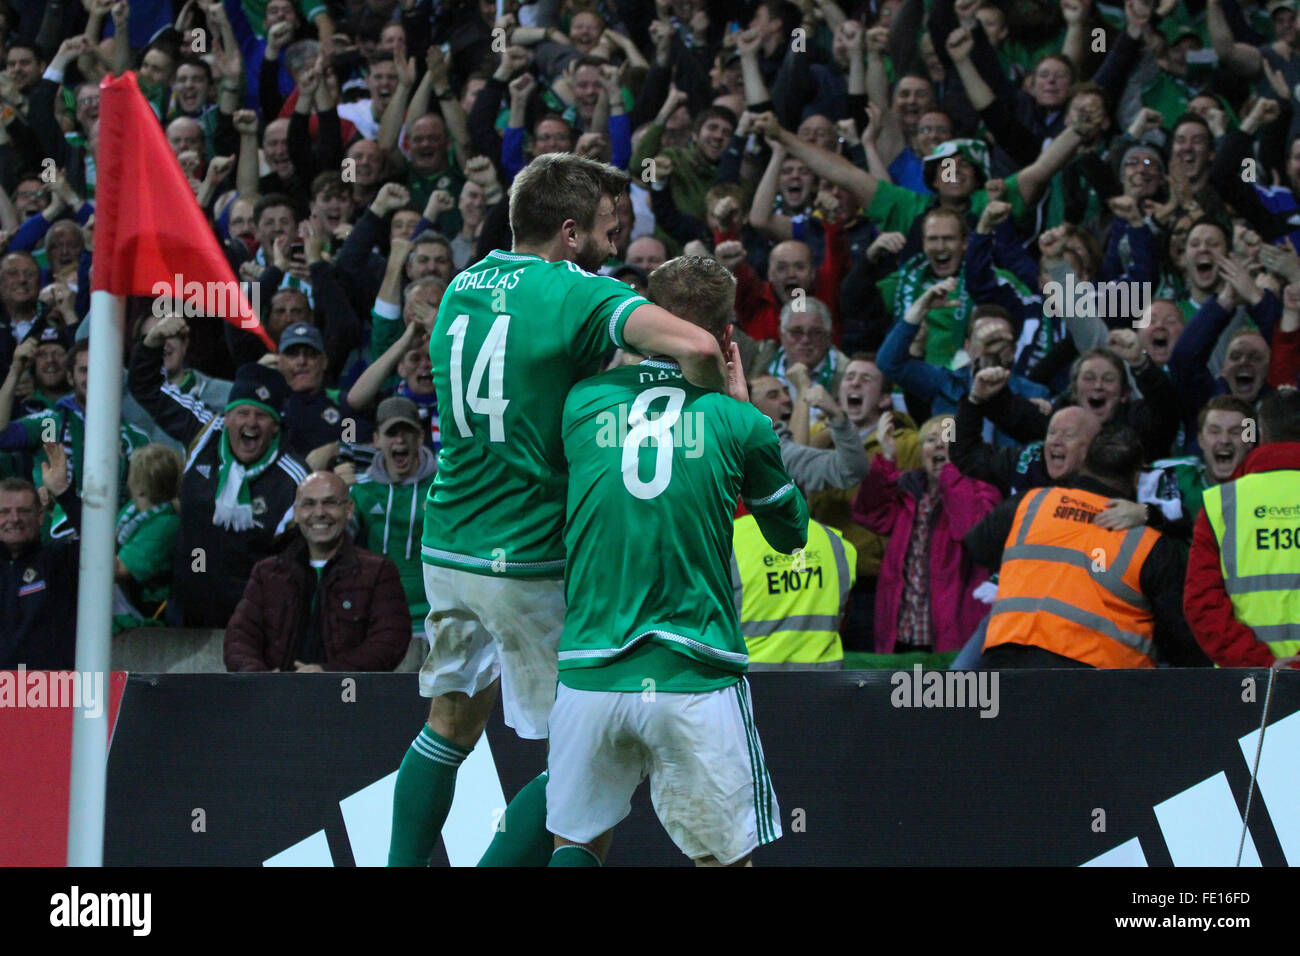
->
xmin=451 ymin=266 xmax=524 ymax=292
xmin=594 ymin=369 xmax=705 ymax=459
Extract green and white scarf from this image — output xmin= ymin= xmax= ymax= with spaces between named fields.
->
xmin=767 ymin=348 xmax=840 ymax=389
xmin=116 ymin=501 xmax=173 ymax=547
xmin=893 ymin=252 xmax=973 ymax=366
xmin=214 ymin=428 xmax=280 ymax=531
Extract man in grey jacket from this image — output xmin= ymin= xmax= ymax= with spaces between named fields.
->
xmin=749 ymin=371 xmax=870 ymax=493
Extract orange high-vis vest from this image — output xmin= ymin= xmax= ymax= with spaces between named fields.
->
xmin=984 ymin=486 xmax=1161 ymax=668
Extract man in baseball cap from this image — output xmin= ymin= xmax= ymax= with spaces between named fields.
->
xmin=349 ymin=395 xmax=438 ymax=639
xmin=18 ymin=323 xmax=74 ymax=413
xmin=276 ymin=322 xmax=354 ymax=459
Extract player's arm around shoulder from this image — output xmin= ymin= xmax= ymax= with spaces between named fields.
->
xmin=622 ymin=302 xmax=728 ymax=392
xmin=734 ymin=400 xmax=808 ymax=554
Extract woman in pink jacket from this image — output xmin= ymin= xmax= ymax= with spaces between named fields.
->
xmin=851 ymin=413 xmax=1001 ymax=654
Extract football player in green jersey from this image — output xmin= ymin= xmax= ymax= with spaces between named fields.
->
xmin=546 ymin=256 xmax=808 ymax=866
xmin=388 ymin=154 xmax=735 ymax=867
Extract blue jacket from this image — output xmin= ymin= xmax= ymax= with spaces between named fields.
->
xmin=877 ymin=319 xmax=1049 ymax=447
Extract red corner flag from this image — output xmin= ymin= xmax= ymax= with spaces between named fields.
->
xmin=91 ymin=72 xmax=274 ymax=349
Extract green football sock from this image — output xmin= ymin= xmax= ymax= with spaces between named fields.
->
xmin=549 ymin=844 xmax=603 ymax=867
xmin=477 ymin=771 xmax=553 ymax=867
xmin=387 ymin=726 xmax=473 ymax=867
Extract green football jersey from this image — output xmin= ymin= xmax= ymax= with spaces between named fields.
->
xmin=558 ymin=359 xmax=809 ymax=693
xmin=421 ymin=249 xmax=650 ymax=577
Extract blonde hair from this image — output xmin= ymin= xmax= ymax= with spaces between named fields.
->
xmin=128 ymin=444 xmax=183 ymax=506
xmin=920 ymin=414 xmax=955 ymax=442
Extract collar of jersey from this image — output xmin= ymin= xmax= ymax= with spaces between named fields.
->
xmin=489 ymin=250 xmax=544 ymax=262
xmin=639 ymin=358 xmax=680 ymax=369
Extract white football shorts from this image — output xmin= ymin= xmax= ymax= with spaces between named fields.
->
xmin=545 ymin=677 xmax=781 ymax=864
xmin=419 ymin=564 xmax=564 ymax=740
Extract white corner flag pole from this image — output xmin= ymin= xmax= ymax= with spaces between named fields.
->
xmin=66 ymin=289 xmax=126 ymax=866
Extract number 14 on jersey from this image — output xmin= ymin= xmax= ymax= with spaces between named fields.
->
xmin=448 ymin=313 xmax=510 ymax=442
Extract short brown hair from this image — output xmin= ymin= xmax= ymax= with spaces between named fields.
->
xmin=128 ymin=444 xmax=183 ymax=506
xmin=922 ymin=205 xmax=968 ymax=238
xmin=1061 ymin=223 xmax=1102 ymax=276
xmin=648 ymin=256 xmax=736 ymax=339
xmin=847 ymin=351 xmax=894 ymax=393
xmin=0 ymin=477 xmax=37 ymax=503
xmin=508 ymin=153 xmax=630 ymax=247
xmin=1067 ymin=81 xmax=1108 ymax=110
xmin=311 ymin=171 xmax=349 ymax=201
xmin=1033 ymin=53 xmax=1076 ymax=82
xmin=693 ymin=105 xmax=737 ymax=134
xmin=1197 ymin=395 xmax=1255 ymax=432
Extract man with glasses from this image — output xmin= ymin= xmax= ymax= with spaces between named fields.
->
xmin=73 ymin=85 xmax=100 ymax=130
xmin=756 ymin=298 xmax=849 ymax=411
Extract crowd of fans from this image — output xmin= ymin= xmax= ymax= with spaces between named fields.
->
xmin=0 ymin=0 xmax=1298 ymax=673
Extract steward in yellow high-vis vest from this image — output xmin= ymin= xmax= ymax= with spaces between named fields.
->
xmin=731 ymin=514 xmax=856 ymax=669
xmin=966 ymin=425 xmax=1210 ymax=668
xmin=1186 ymin=393 xmax=1300 ymax=668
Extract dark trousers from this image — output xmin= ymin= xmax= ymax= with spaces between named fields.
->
xmin=841 ymin=577 xmax=877 ymax=653
xmin=980 ymin=643 xmax=1095 ymax=669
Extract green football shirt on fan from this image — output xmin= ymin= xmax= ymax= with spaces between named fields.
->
xmin=557 ymin=359 xmax=808 ymax=694
xmin=421 ymin=249 xmax=649 ymax=578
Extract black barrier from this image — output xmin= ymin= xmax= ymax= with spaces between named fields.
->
xmin=104 ymin=671 xmax=1300 ymax=866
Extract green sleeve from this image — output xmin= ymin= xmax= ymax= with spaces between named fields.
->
xmin=297 ymin=0 xmax=327 ymax=22
xmin=122 ymin=424 xmax=150 ymax=454
xmin=1004 ymin=172 xmax=1029 ymax=225
xmin=118 ymin=513 xmax=180 ymax=584
xmin=878 ymin=270 xmax=900 ymax=319
xmin=739 ymin=405 xmax=808 ymax=554
xmin=865 ymin=181 xmax=931 ymax=235
xmin=560 ymin=266 xmax=651 ymax=357
xmin=975 ymin=176 xmax=1031 ymax=230
xmin=630 ymin=122 xmax=665 ymax=181
xmin=369 ymin=307 xmax=403 ymax=364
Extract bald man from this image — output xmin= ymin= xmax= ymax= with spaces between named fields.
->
xmin=722 ymin=237 xmax=845 ymax=343
xmin=625 ymin=236 xmax=668 ymax=273
xmin=166 ymin=116 xmax=205 ymax=158
xmin=224 ymin=471 xmax=412 ymax=672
